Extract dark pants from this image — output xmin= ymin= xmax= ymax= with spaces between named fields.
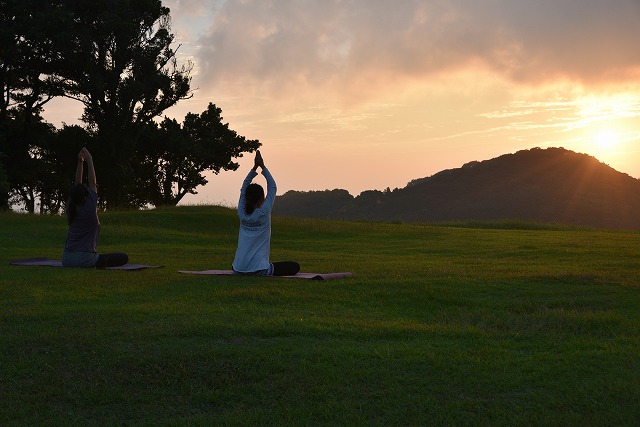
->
xmin=95 ymin=252 xmax=129 ymax=268
xmin=271 ymin=261 xmax=300 ymax=276
xmin=234 ymin=261 xmax=301 ymax=276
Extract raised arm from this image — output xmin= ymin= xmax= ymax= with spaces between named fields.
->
xmin=80 ymin=148 xmax=97 ymax=191
xmin=261 ymin=166 xmax=277 ymax=212
xmin=75 ymin=151 xmax=84 ymax=185
xmin=258 ymin=150 xmax=276 ymax=211
xmin=238 ymin=168 xmax=258 ymax=214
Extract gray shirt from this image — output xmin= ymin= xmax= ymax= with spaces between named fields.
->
xmin=64 ymin=189 xmax=100 ymax=253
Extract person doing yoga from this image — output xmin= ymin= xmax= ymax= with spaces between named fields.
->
xmin=232 ymin=150 xmax=300 ymax=276
xmin=61 ymin=148 xmax=128 ymax=268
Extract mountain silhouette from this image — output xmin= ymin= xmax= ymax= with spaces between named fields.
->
xmin=274 ymin=147 xmax=640 ymax=229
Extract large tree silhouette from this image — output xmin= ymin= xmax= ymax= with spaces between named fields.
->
xmin=58 ymin=0 xmax=192 ymax=208
xmin=1 ymin=0 xmax=256 ymax=212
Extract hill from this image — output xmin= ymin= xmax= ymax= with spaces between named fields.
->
xmin=274 ymin=147 xmax=640 ymax=229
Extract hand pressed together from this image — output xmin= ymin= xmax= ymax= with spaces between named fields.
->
xmin=253 ymin=150 xmax=265 ymax=170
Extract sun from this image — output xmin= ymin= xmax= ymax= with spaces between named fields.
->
xmin=594 ymin=129 xmax=618 ymax=150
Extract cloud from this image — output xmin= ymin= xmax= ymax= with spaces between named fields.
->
xmin=166 ymin=0 xmax=210 ymax=17
xmin=189 ymin=0 xmax=640 ymax=102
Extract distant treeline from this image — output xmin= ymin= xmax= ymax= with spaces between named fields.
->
xmin=274 ymin=147 xmax=640 ymax=230
xmin=0 ymin=0 xmax=259 ymax=212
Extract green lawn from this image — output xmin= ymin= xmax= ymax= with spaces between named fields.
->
xmin=1 ymin=206 xmax=639 ymax=425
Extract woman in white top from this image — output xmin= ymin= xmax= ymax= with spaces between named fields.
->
xmin=232 ymin=150 xmax=300 ymax=276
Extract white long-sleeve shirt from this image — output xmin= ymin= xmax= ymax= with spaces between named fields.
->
xmin=232 ymin=167 xmax=277 ymax=273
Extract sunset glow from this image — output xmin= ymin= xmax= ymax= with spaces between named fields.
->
xmin=41 ymin=0 xmax=640 ymax=206
xmin=569 ymin=93 xmax=638 ymax=165
xmin=595 ymin=129 xmax=618 ymax=150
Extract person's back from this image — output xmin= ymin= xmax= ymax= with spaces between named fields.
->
xmin=232 ymin=150 xmax=299 ymax=276
xmin=64 ymin=186 xmax=100 ymax=253
xmin=233 ymin=164 xmax=277 ymax=273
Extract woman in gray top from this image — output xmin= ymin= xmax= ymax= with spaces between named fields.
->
xmin=61 ymin=148 xmax=128 ymax=268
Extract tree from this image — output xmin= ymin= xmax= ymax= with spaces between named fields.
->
xmin=1 ymin=109 xmax=56 ymax=213
xmin=0 ymin=0 xmax=67 ymax=212
xmin=0 ymin=152 xmax=8 ymax=210
xmin=1 ymin=1 xmax=253 ymax=211
xmin=57 ymin=0 xmax=192 ymax=208
xmin=137 ymin=103 xmax=261 ymax=206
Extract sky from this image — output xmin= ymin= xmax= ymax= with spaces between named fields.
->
xmin=43 ymin=0 xmax=640 ymax=207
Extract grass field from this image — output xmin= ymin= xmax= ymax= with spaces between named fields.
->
xmin=1 ymin=206 xmax=639 ymax=425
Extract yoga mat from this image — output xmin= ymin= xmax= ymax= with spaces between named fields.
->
xmin=9 ymin=257 xmax=163 ymax=270
xmin=177 ymin=269 xmax=352 ymax=280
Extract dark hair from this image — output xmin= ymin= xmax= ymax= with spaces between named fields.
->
xmin=245 ymin=183 xmax=264 ymax=215
xmin=67 ymin=184 xmax=89 ymax=225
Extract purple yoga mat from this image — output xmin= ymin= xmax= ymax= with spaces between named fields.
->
xmin=9 ymin=257 xmax=163 ymax=270
xmin=177 ymin=269 xmax=352 ymax=280
xmin=10 ymin=257 xmax=62 ymax=267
